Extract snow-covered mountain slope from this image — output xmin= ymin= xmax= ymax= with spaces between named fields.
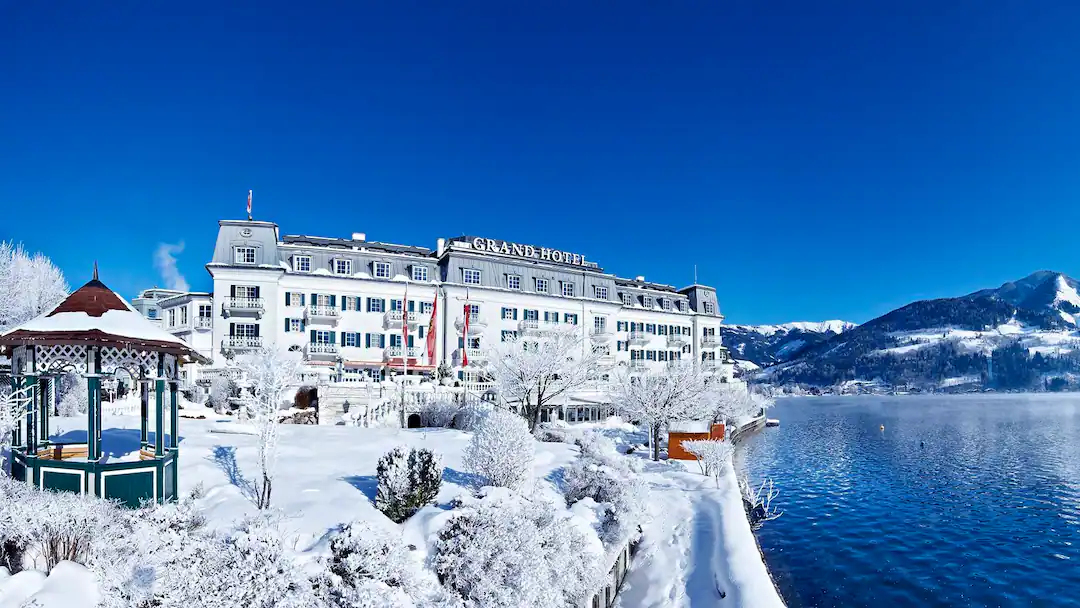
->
xmin=724 ymin=320 xmax=856 ymax=368
xmin=758 ymin=271 xmax=1080 ymax=391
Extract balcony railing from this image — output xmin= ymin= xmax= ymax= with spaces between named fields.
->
xmin=667 ymin=334 xmax=689 ymax=347
xmin=519 ymin=319 xmax=559 ymax=333
xmin=701 ymin=336 xmax=720 ymax=348
xmin=195 ymin=317 xmax=213 ymax=329
xmin=224 ymin=297 xmax=264 ymax=310
xmin=308 ymin=305 xmax=340 ymax=320
xmin=700 ymin=359 xmax=718 ymax=370
xmin=590 ymin=327 xmax=612 ymax=341
xmin=596 ymin=354 xmax=616 ymax=366
xmin=454 ymin=316 xmax=487 ymax=333
xmin=307 ymin=343 xmax=340 ymax=357
xmin=384 ymin=345 xmax=421 ymax=359
xmin=224 ymin=336 xmax=262 ymax=349
xmin=384 ymin=310 xmax=420 ymax=327
xmin=628 ymin=330 xmax=649 ymax=344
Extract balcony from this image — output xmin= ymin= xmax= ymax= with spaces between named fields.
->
xmin=307 ymin=305 xmax=340 ymax=324
xmin=628 ymin=330 xmax=649 ymax=346
xmin=454 ymin=316 xmax=487 ymax=334
xmin=195 ymin=317 xmax=213 ymax=330
xmin=627 ymin=360 xmax=647 ymax=371
xmin=700 ymin=359 xmax=718 ymax=371
xmin=384 ymin=310 xmax=421 ymax=329
xmin=306 ymin=343 xmax=340 ymax=359
xmin=701 ymin=335 xmax=720 ymax=348
xmin=222 ymin=297 xmax=264 ymax=318
xmin=667 ymin=334 xmax=689 ymax=347
xmin=223 ymin=336 xmax=262 ymax=350
xmin=384 ymin=345 xmax=421 ymax=360
xmin=589 ymin=327 xmax=613 ymax=342
xmin=519 ymin=319 xmax=559 ymax=334
xmin=455 ymin=347 xmax=487 ymax=366
xmin=596 ymin=354 xmax=616 ymax=367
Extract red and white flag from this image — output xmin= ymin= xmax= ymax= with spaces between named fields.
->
xmin=426 ymin=295 xmax=438 ymax=364
xmin=462 ymin=290 xmax=470 ymax=367
xmin=247 ymin=190 xmax=253 ymax=219
xmin=403 ymin=282 xmax=410 ymax=359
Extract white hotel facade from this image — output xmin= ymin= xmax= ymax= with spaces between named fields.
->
xmin=152 ymin=219 xmax=734 ymax=387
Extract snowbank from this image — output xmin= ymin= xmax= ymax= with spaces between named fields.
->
xmin=0 ymin=562 xmax=99 ymax=608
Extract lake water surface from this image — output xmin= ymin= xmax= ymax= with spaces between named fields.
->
xmin=736 ymin=394 xmax=1080 ymax=607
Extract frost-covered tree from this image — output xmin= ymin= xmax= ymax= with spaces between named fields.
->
xmin=708 ymin=383 xmax=772 ymax=426
xmin=433 ymin=490 xmax=603 ymax=607
xmin=485 ymin=327 xmax=600 ymax=433
xmin=236 ymin=346 xmax=304 ymax=509
xmin=0 ymin=384 xmax=31 ymax=459
xmin=408 ymin=447 xmax=442 ymax=510
xmin=681 ymin=439 xmax=734 ymax=487
xmin=462 ymin=409 xmax=533 ymax=490
xmin=57 ymin=373 xmax=89 ymax=416
xmin=0 ymin=241 xmax=69 ymax=332
xmin=612 ymin=363 xmax=714 ymax=461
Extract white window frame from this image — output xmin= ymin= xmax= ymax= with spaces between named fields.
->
xmin=374 ymin=262 xmax=391 ymax=279
xmin=313 ymin=330 xmax=332 ymax=345
xmin=167 ymin=309 xmax=175 ymax=327
xmin=412 ymin=266 xmax=428 ymax=282
xmin=287 ymin=292 xmax=303 ymax=307
xmin=235 ymin=323 xmax=258 ymax=338
xmin=333 ymin=259 xmax=353 ymax=275
xmin=620 ymin=293 xmax=632 ymax=306
xmin=293 ymin=255 xmax=312 ymax=272
xmin=644 ymin=296 xmax=653 ymax=308
xmin=234 ymin=285 xmax=257 ymax=300
xmin=594 ymin=316 xmax=607 ymax=331
xmin=463 ymin=269 xmax=482 ymax=285
xmin=198 ymin=304 xmax=212 ymax=317
xmin=535 ymin=278 xmax=549 ymax=293
xmin=704 ymin=302 xmax=715 ymax=314
xmin=289 ymin=319 xmax=303 ymax=332
xmin=663 ymin=298 xmax=673 ymax=311
xmin=561 ymin=282 xmax=575 ymax=297
xmin=593 ymin=286 xmax=608 ymax=300
xmin=505 ymin=274 xmax=521 ymax=290
xmin=344 ymin=333 xmax=359 ymax=347
xmin=421 ymin=301 xmax=433 ymax=314
xmin=180 ymin=307 xmax=188 ymax=324
xmin=234 ymin=247 xmax=256 ymax=265
xmin=501 ymin=307 xmax=515 ymax=320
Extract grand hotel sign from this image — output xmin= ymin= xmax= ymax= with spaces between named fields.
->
xmin=470 ymin=237 xmax=588 ymax=267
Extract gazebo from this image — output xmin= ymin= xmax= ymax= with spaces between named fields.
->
xmin=0 ymin=268 xmax=208 ymax=507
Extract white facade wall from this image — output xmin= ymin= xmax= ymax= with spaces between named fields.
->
xmin=157 ymin=293 xmax=214 ymax=386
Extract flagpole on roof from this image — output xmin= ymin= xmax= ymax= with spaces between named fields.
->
xmin=400 ymin=279 xmax=408 ymax=428
xmin=247 ymin=190 xmax=253 ymax=221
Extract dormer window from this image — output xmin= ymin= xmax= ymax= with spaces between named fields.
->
xmin=704 ymin=302 xmax=715 ymax=315
xmin=373 ymin=262 xmax=390 ymax=279
xmin=412 ymin=266 xmax=428 ymax=281
xmin=620 ymin=293 xmax=632 ymax=306
xmin=334 ymin=259 xmax=352 ymax=275
xmin=234 ymin=247 xmax=256 ymax=264
xmin=293 ymin=256 xmax=311 ymax=272
xmin=662 ymin=298 xmax=673 ymax=311
xmin=643 ymin=296 xmax=653 ymax=308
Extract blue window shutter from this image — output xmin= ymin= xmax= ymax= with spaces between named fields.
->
xmin=418 ymin=326 xmax=425 ymax=338
xmin=285 ymin=292 xmax=291 ymax=306
xmin=514 ymin=309 xmax=518 ymax=320
xmin=329 ymin=295 xmax=336 ymax=308
xmin=300 ymin=294 xmax=306 ymax=306
xmin=380 ymin=335 xmax=386 ymax=348
xmin=229 ymin=323 xmax=235 ymax=336
xmin=355 ymin=298 xmax=361 ymax=311
xmin=284 ymin=318 xmax=290 ymax=332
xmin=408 ymin=335 xmax=414 ymax=348
xmin=459 ymin=337 xmax=464 ymax=348
xmin=365 ymin=333 xmax=371 ymax=348
xmin=365 ymin=298 xmax=371 ymax=312
xmin=311 ymin=294 xmax=318 ymax=308
xmin=330 ymin=331 xmax=336 ymax=344
xmin=300 ymin=320 xmax=305 ymax=331
xmin=408 ymin=300 xmax=415 ymax=312
xmin=310 ymin=329 xmax=316 ymax=342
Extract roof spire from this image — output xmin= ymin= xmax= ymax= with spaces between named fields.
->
xmin=93 ymin=261 xmax=99 ymax=281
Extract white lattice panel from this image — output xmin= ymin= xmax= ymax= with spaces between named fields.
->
xmin=100 ymin=347 xmax=157 ymax=378
xmin=36 ymin=344 xmax=87 ymax=374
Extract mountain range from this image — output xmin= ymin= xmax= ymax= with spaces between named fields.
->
xmin=735 ymin=271 xmax=1080 ymax=392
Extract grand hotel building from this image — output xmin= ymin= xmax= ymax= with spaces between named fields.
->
xmin=154 ymin=219 xmax=734 ymax=386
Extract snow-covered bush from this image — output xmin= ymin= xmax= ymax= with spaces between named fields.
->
xmin=376 ymin=447 xmax=444 ymax=523
xmin=562 ymin=434 xmax=650 ymax=545
xmin=452 ymin=397 xmax=492 ymax=431
xmin=209 ymin=374 xmax=238 ymax=414
xmin=57 ymin=373 xmax=88 ymax=416
xmin=681 ymin=439 xmax=734 ymax=485
xmin=740 ymin=475 xmax=784 ymax=531
xmin=433 ymin=489 xmax=603 ymax=607
xmin=462 ymin=409 xmax=533 ymax=490
xmin=418 ymin=397 xmax=460 ymax=428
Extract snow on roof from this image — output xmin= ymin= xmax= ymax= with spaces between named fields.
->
xmin=0 ymin=277 xmax=208 ymax=362
xmin=668 ymin=420 xmax=712 ymax=433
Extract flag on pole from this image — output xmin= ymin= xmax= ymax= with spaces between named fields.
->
xmin=462 ymin=289 xmax=470 ymax=367
xmin=403 ymin=282 xmax=410 ymax=363
xmin=247 ymin=190 xmax=253 ymax=220
xmin=426 ymin=294 xmax=438 ymax=364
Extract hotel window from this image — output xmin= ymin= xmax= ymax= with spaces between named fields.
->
xmin=312 ymin=330 xmax=333 ymax=345
xmin=617 ymin=341 xmax=625 ymax=352
xmin=148 ymin=309 xmax=157 ymax=319
xmin=180 ymin=307 xmax=188 ymax=324
xmin=198 ymin=304 xmax=212 ymax=318
xmin=535 ymin=278 xmax=549 ymax=293
xmin=502 ymin=330 xmax=519 ymax=342
xmin=506 ymin=274 xmax=521 ymax=290
xmin=390 ymin=299 xmax=404 ymax=312
xmin=594 ymin=316 xmax=607 ymax=332
xmin=463 ymin=269 xmax=482 ymax=285
xmin=620 ymin=293 xmax=632 ymax=306
xmin=704 ymin=327 xmax=716 ymax=336
xmin=421 ymin=301 xmax=433 ymax=314
xmin=365 ymin=333 xmax=386 ymax=348
xmin=564 ymin=313 xmax=578 ymax=325
xmin=630 ymin=350 xmax=643 ymax=360
xmin=658 ymin=325 xmax=667 ymax=335
xmin=501 ymin=307 xmax=517 ymax=320
xmin=367 ymin=298 xmax=386 ymax=313
xmin=617 ymin=321 xmax=628 ymax=332
xmin=343 ymin=296 xmax=361 ymax=311
xmin=663 ymin=298 xmax=673 ymax=311
xmin=233 ymin=323 xmax=258 ymax=340
xmin=561 ymin=282 xmax=575 ymax=297
xmin=168 ymin=309 xmax=176 ymax=327
xmin=675 ymin=301 xmax=684 ymax=312
xmin=373 ymin=262 xmax=391 ymax=279
xmin=544 ymin=311 xmax=559 ymax=323
xmin=233 ymin=247 xmax=256 ymax=264
xmin=285 ymin=292 xmax=305 ymax=307
xmin=658 ymin=351 xmax=667 ymax=362
xmin=232 ymin=285 xmax=258 ymax=301
xmin=704 ymin=302 xmax=716 ymax=314
xmin=334 ymin=259 xmax=352 ymax=275
xmin=645 ymin=323 xmax=656 ymax=334
xmin=593 ymin=286 xmax=608 ymax=300
xmin=683 ymin=344 xmax=692 ymax=354
xmin=643 ymin=296 xmax=653 ymax=308
xmin=468 ymin=304 xmax=480 ymax=317
xmin=293 ymin=256 xmax=311 ymax=272
xmin=412 ymin=266 xmax=428 ymax=281
xmin=343 ymin=333 xmax=359 ymax=347
xmin=524 ymin=309 xmax=539 ymax=321
xmin=288 ymin=318 xmax=303 ymax=333
xmin=646 ymin=350 xmax=657 ymax=361
xmin=468 ymin=336 xmax=481 ymax=349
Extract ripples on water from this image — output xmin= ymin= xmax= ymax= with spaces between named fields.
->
xmin=735 ymin=394 xmax=1080 ymax=608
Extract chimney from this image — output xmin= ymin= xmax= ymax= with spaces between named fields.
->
xmin=635 ymin=275 xmax=645 ymax=282
xmin=437 ymin=238 xmax=446 ymax=257
xmin=351 ymin=232 xmax=366 ymax=242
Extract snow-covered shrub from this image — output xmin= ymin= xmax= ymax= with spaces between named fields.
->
xmin=433 ymin=489 xmax=603 ymax=607
xmin=681 ymin=439 xmax=734 ymax=485
xmin=57 ymin=373 xmax=88 ymax=416
xmin=462 ymin=409 xmax=533 ymax=490
xmin=562 ymin=455 xmax=650 ymax=546
xmin=376 ymin=447 xmax=444 ymax=523
xmin=209 ymin=374 xmax=238 ymax=413
xmin=418 ymin=397 xmax=460 ymax=428
xmin=574 ymin=431 xmax=616 ymax=461
xmin=535 ymin=424 xmax=571 ymax=443
xmin=740 ymin=475 xmax=783 ymax=531
xmin=452 ymin=398 xmax=492 ymax=431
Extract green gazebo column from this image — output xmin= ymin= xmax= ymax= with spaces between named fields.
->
xmin=87 ymin=376 xmax=101 ymax=460
xmin=169 ymin=381 xmax=179 ymax=450
xmin=37 ymin=377 xmax=49 ymax=450
xmin=140 ymin=380 xmax=149 ymax=450
xmin=23 ymin=376 xmax=36 ymax=454
xmin=10 ymin=376 xmax=20 ymax=448
xmin=154 ymin=379 xmax=164 ymax=457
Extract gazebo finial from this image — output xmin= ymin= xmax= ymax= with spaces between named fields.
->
xmin=93 ymin=260 xmax=99 ymax=280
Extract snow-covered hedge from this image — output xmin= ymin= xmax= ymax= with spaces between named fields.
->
xmin=462 ymin=409 xmax=533 ymax=490
xmin=432 ymin=488 xmax=604 ymax=607
xmin=562 ymin=432 xmax=650 ymax=546
xmin=375 ymin=447 xmax=443 ymax=523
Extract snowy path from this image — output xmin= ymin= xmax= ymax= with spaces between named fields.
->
xmin=617 ymin=458 xmax=785 ymax=608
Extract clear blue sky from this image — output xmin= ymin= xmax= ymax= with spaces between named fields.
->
xmin=4 ymin=1 xmax=1080 ymax=325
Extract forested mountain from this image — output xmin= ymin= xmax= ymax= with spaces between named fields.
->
xmin=754 ymin=271 xmax=1080 ymax=392
xmin=724 ymin=321 xmax=856 ymax=369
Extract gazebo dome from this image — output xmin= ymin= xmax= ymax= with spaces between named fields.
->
xmin=0 ymin=271 xmax=207 ymax=363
